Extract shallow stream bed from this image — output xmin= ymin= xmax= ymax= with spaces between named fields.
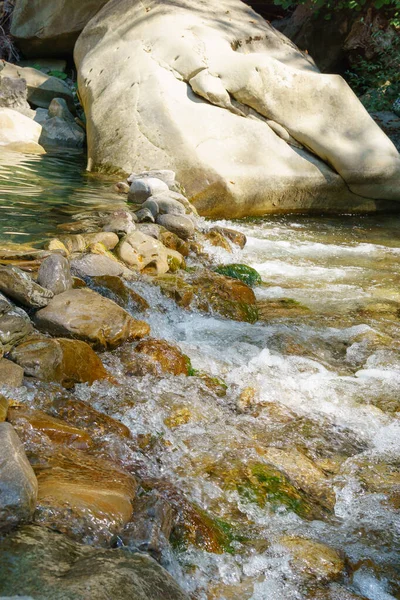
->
xmin=1 ymin=149 xmax=399 ymax=600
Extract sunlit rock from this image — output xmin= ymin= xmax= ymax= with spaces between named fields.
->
xmin=0 ymin=265 xmax=53 ymax=308
xmin=0 ymin=108 xmax=45 ymax=154
xmin=34 ymin=288 xmax=150 ymax=350
xmin=279 ymin=536 xmax=345 ymax=582
xmin=75 ymin=0 xmax=400 ymax=217
xmin=10 ymin=336 xmax=108 ymax=388
xmin=0 ymin=358 xmax=24 ymax=388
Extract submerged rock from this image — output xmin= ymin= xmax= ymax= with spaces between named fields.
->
xmin=0 ymin=422 xmax=38 ymax=531
xmin=34 ymin=288 xmax=150 ymax=350
xmin=280 ymin=536 xmax=345 ymax=582
xmin=0 ymin=525 xmax=190 ymax=599
xmin=122 ymin=338 xmax=190 ymax=376
xmin=32 ymin=448 xmax=137 ymax=544
xmin=10 ymin=336 xmax=108 ymax=388
xmin=0 ymin=265 xmax=53 ymax=308
xmin=92 ymin=275 xmax=149 ymax=310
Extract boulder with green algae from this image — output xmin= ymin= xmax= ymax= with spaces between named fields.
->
xmin=214 ymin=263 xmax=262 ymax=287
xmin=0 ymin=525 xmax=190 ymax=600
xmin=154 ymin=270 xmax=258 ymax=323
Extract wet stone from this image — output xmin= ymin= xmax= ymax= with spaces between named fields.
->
xmin=133 ymin=338 xmax=190 ymax=376
xmin=211 ymin=226 xmax=246 ymax=249
xmin=0 ymin=422 xmax=38 ymax=531
xmin=0 ymin=525 xmax=190 ymax=600
xmin=0 ymin=358 xmax=24 ymax=388
xmin=156 ymin=214 xmax=195 ymax=239
xmin=280 ymin=536 xmax=345 ymax=582
xmin=0 ymin=307 xmax=33 ymax=352
xmin=33 ymin=448 xmax=138 ymax=545
xmin=128 ymin=176 xmax=169 ymax=203
xmin=8 ymin=406 xmax=93 ymax=450
xmin=58 ymin=232 xmax=119 ymax=253
xmin=71 ymin=253 xmax=132 ymax=278
xmin=0 ymin=394 xmax=8 ymax=421
xmin=0 ymin=265 xmax=53 ymax=308
xmin=37 ymin=253 xmax=73 ymax=295
xmin=33 ymin=288 xmax=150 ymax=350
xmin=10 ymin=336 xmax=108 ymax=388
xmin=92 ymin=275 xmax=149 ymax=311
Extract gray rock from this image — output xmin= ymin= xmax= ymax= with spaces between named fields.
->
xmin=0 ymin=525 xmax=190 ymax=600
xmin=135 ymin=208 xmax=155 ymax=223
xmin=0 ymin=423 xmax=38 ymax=532
xmin=156 ymin=214 xmax=195 ymax=239
xmin=33 ymin=107 xmax=49 ymax=125
xmin=0 ymin=62 xmax=74 ymax=110
xmin=128 ymin=177 xmax=169 ymax=203
xmin=37 ymin=254 xmax=73 ymax=295
xmin=152 ymin=196 xmax=186 ymax=216
xmin=120 ymin=492 xmax=174 ymax=561
xmin=48 ymin=97 xmax=75 ymax=123
xmin=0 ymin=76 xmax=32 ymax=117
xmin=0 ymin=308 xmax=33 ymax=352
xmin=141 ymin=198 xmax=159 ymax=217
xmin=129 ymin=169 xmax=176 ymax=188
xmin=71 ymin=254 xmax=132 ymax=278
xmin=151 ymin=190 xmax=198 ymax=215
xmin=135 ymin=223 xmax=162 ymax=239
xmin=0 ymin=358 xmax=24 ymax=388
xmin=0 ymin=292 xmax=12 ymax=315
xmin=39 ymin=116 xmax=85 ymax=149
xmin=0 ymin=266 xmax=54 ymax=308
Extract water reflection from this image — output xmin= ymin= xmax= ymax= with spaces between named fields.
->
xmin=0 ymin=148 xmax=125 ymax=243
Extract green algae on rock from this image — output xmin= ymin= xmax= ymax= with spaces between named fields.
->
xmin=214 ymin=263 xmax=262 ymax=287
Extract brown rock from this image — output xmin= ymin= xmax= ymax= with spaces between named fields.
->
xmin=33 ymin=448 xmax=137 ymax=545
xmin=203 ymin=228 xmax=233 ymax=252
xmin=0 ymin=394 xmax=8 ymax=421
xmin=0 ymin=357 xmax=24 ymax=388
xmin=49 ymin=396 xmax=131 ymax=440
xmin=257 ymin=298 xmax=310 ymax=320
xmin=10 ymin=336 xmax=108 ymax=388
xmin=0 ymin=265 xmax=53 ymax=308
xmin=34 ymin=289 xmax=150 ymax=350
xmin=8 ymin=406 xmax=93 ymax=450
xmin=280 ymin=536 xmax=345 ymax=582
xmin=211 ymin=226 xmax=246 ymax=249
xmin=92 ymin=275 xmax=149 ymax=311
xmin=133 ymin=338 xmax=190 ymax=376
xmin=160 ymin=230 xmax=190 ymax=257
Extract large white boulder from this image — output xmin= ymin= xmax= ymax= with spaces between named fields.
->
xmin=75 ymin=0 xmax=400 ymax=217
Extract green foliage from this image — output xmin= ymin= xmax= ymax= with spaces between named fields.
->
xmin=48 ymin=70 xmax=68 ymax=80
xmin=273 ymin=0 xmax=400 ymax=25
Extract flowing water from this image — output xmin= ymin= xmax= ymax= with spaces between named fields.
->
xmin=1 ymin=149 xmax=400 ymax=600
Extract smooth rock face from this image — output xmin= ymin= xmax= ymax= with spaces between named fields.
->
xmin=156 ymin=214 xmax=195 ymax=239
xmin=11 ymin=0 xmax=110 ymax=56
xmin=0 ymin=108 xmax=44 ymax=153
xmin=75 ymin=0 xmax=400 ymax=217
xmin=10 ymin=336 xmax=108 ymax=388
xmin=37 ymin=254 xmax=73 ymax=295
xmin=0 ymin=525 xmax=190 ymax=599
xmin=116 ymin=231 xmax=172 ymax=275
xmin=0 ymin=265 xmax=54 ymax=308
xmin=34 ymin=288 xmax=150 ymax=350
xmin=128 ymin=177 xmax=169 ymax=203
xmin=0 ymin=358 xmax=24 ymax=388
xmin=71 ymin=254 xmax=132 ymax=278
xmin=0 ymin=62 xmax=74 ymax=109
xmin=128 ymin=169 xmax=176 ymax=188
xmin=0 ymin=422 xmax=38 ymax=531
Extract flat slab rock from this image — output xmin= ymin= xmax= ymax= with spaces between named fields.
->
xmin=0 ymin=525 xmax=190 ymax=600
xmin=33 ymin=288 xmax=150 ymax=350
